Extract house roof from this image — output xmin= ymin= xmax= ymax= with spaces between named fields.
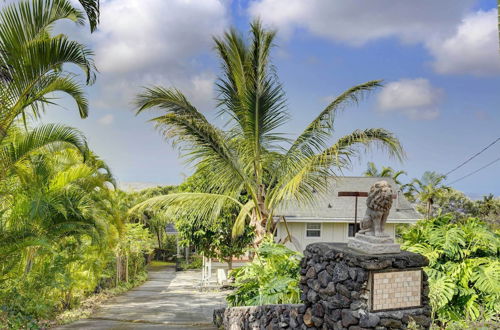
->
xmin=276 ymin=176 xmax=421 ymax=223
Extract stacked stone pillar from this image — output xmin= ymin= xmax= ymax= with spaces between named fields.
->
xmin=299 ymin=243 xmax=431 ymax=329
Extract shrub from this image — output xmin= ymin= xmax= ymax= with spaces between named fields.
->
xmin=177 ymin=255 xmax=203 ymax=270
xmin=401 ymin=215 xmax=500 ymax=326
xmin=226 ymin=238 xmax=301 ymax=306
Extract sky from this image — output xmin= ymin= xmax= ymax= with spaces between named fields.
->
xmin=41 ymin=0 xmax=500 ymax=196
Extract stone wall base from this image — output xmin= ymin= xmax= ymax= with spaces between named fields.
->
xmin=214 ymin=243 xmax=432 ymax=329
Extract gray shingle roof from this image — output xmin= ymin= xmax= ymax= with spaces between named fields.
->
xmin=276 ymin=177 xmax=421 ymax=223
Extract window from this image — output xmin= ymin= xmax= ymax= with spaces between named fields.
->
xmin=348 ymin=223 xmax=361 ymax=237
xmin=306 ymin=223 xmax=321 ymax=237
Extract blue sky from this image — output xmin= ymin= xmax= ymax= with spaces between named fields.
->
xmin=43 ymin=0 xmax=500 ymax=196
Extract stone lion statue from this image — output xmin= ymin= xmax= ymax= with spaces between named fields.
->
xmin=358 ymin=180 xmax=394 ymax=237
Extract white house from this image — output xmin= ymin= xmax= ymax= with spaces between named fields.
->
xmin=274 ymin=177 xmax=421 ymax=252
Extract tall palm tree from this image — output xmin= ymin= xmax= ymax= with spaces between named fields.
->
xmin=363 ymin=162 xmax=407 ymax=186
xmin=0 ymin=0 xmax=96 ymax=143
xmin=133 ymin=21 xmax=404 ymax=246
xmin=410 ymin=171 xmax=450 ymax=219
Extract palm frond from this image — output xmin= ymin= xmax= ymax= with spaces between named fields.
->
xmin=289 ymin=80 xmax=382 ymax=157
xmin=0 ymin=124 xmax=88 ymax=174
xmin=130 ymin=192 xmax=243 ymax=224
xmin=77 ymin=0 xmax=99 ymax=32
xmin=232 ymin=200 xmax=256 ymax=238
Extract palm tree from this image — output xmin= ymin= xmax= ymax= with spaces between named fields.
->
xmin=0 ymin=0 xmax=96 ymax=143
xmin=133 ymin=21 xmax=404 ymax=246
xmin=410 ymin=171 xmax=450 ymax=219
xmin=0 ymin=143 xmax=114 ymax=275
xmin=0 ymin=123 xmax=88 ymax=181
xmin=363 ymin=162 xmax=407 ymax=186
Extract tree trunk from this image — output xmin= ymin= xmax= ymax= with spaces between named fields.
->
xmin=251 ymin=184 xmax=269 ymax=247
xmin=116 ymin=254 xmax=121 ymax=286
xmin=227 ymin=258 xmax=233 ymax=271
xmin=125 ymin=255 xmax=129 ymax=283
xmin=156 ymin=230 xmax=162 ymax=250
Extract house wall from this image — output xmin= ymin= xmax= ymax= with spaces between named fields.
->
xmin=276 ymin=222 xmax=396 ymax=253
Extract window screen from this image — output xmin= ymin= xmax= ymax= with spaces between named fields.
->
xmin=306 ymin=223 xmax=321 ymax=237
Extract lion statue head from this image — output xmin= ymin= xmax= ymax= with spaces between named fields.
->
xmin=366 ymin=180 xmax=394 ymax=212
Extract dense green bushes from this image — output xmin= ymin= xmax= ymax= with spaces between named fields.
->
xmin=227 ymin=238 xmax=301 ymax=307
xmin=0 ymin=147 xmax=155 ymax=327
xmin=401 ymin=215 xmax=499 ymax=326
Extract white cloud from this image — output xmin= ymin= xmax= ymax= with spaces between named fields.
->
xmin=97 ymin=114 xmax=114 ymax=125
xmin=427 ymin=9 xmax=500 ymax=76
xmin=377 ymin=78 xmax=443 ymax=120
xmin=89 ymin=0 xmax=228 ymax=110
xmin=249 ymin=1 xmax=500 ymax=76
xmin=249 ymin=0 xmax=473 ymax=46
xmin=96 ymin=0 xmax=228 ymax=73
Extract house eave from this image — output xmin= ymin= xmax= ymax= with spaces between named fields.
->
xmin=279 ymin=217 xmax=420 ymax=224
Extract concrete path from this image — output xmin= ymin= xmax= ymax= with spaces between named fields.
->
xmin=57 ymin=266 xmax=226 ymax=329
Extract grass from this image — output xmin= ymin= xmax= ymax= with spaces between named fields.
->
xmin=149 ymin=260 xmax=175 ymax=267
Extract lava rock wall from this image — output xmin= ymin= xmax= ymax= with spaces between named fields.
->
xmin=214 ymin=243 xmax=432 ymax=329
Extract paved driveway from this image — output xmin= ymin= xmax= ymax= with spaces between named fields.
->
xmin=57 ymin=266 xmax=225 ymax=329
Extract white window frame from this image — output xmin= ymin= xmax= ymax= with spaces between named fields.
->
xmin=305 ymin=222 xmax=322 ymax=239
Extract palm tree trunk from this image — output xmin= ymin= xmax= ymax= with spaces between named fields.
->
xmin=250 ymin=211 xmax=267 ymax=247
xmin=251 ymin=185 xmax=269 ymax=247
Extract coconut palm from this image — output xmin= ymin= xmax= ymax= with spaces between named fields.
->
xmin=0 ymin=0 xmax=96 ymax=143
xmin=410 ymin=171 xmax=450 ymax=219
xmin=133 ymin=21 xmax=404 ymax=245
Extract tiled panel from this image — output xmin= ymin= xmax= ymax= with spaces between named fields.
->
xmin=371 ymin=270 xmax=421 ymax=311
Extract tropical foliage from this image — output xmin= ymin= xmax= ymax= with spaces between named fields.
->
xmin=0 ymin=0 xmax=96 ymax=144
xmin=226 ymin=238 xmax=301 ymax=307
xmin=401 ymin=215 xmax=500 ymax=326
xmin=0 ymin=139 xmax=154 ymax=326
xmin=0 ymin=0 xmax=157 ymax=327
xmin=134 ymin=21 xmax=404 ymax=246
xmin=173 ymin=169 xmax=254 ymax=269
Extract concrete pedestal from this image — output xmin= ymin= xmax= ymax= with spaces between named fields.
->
xmin=348 ymin=233 xmax=401 ymax=254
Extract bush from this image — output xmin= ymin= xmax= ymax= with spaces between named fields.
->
xmin=177 ymin=255 xmax=203 ymax=270
xmin=226 ymin=238 xmax=301 ymax=306
xmin=401 ymin=215 xmax=500 ymax=326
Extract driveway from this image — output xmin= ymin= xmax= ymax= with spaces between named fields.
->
xmin=57 ymin=266 xmax=226 ymax=329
